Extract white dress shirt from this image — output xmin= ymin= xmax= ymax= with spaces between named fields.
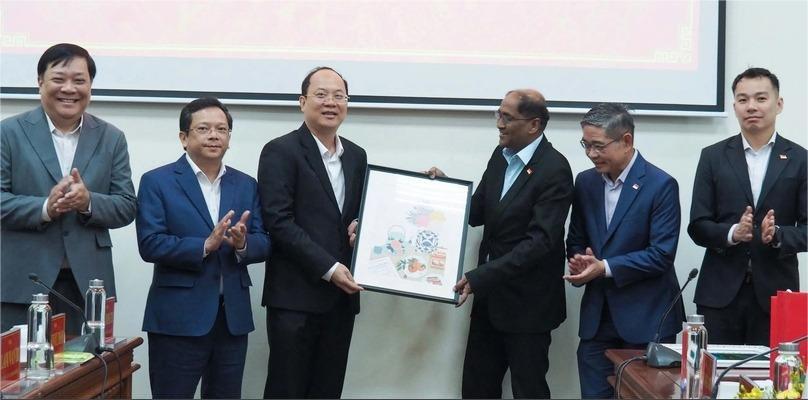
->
xmin=40 ymin=114 xmax=86 ymax=222
xmin=601 ymin=149 xmax=639 ymax=278
xmin=727 ymin=132 xmax=777 ymax=245
xmin=311 ymin=133 xmax=346 ymax=282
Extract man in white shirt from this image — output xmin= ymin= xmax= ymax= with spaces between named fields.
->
xmin=258 ymin=67 xmax=367 ymax=398
xmin=1 ymin=43 xmax=136 ymax=335
xmin=689 ymin=68 xmax=807 ymax=345
xmin=136 ymin=97 xmax=270 ymax=398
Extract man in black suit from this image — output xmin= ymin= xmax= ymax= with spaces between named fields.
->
xmin=428 ymin=89 xmax=573 ymax=398
xmin=689 ymin=67 xmax=806 ymax=345
xmin=257 ymin=67 xmax=366 ymax=398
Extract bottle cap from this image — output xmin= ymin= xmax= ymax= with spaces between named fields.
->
xmin=89 ymin=279 xmax=104 ymax=288
xmin=779 ymin=342 xmax=799 ymax=353
xmin=32 ymin=293 xmax=49 ymax=303
xmin=686 ymin=314 xmax=705 ymax=324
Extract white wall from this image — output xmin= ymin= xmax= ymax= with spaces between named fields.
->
xmin=1 ymin=1 xmax=805 ymax=398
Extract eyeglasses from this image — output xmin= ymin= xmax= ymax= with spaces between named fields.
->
xmin=307 ymin=91 xmax=349 ymax=104
xmin=580 ymin=138 xmax=619 ymax=154
xmin=494 ymin=110 xmax=537 ymax=124
xmin=190 ymin=126 xmax=230 ymax=136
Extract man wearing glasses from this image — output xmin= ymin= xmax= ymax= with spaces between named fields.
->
xmin=258 ymin=67 xmax=367 ymax=398
xmin=427 ymin=89 xmax=573 ymax=398
xmin=136 ymin=97 xmax=271 ymax=398
xmin=565 ymin=103 xmax=683 ymax=398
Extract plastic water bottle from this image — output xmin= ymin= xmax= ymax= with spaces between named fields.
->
xmin=83 ymin=279 xmax=106 ymax=348
xmin=773 ymin=342 xmax=802 ymax=394
xmin=26 ymin=293 xmax=54 ymax=379
xmin=681 ymin=314 xmax=708 ymax=399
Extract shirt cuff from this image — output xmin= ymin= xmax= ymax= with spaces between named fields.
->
xmin=726 ymin=223 xmax=739 ymax=246
xmin=322 ymin=263 xmax=339 ymax=282
xmin=79 ymin=199 xmax=92 ymax=216
xmin=603 ymin=259 xmax=612 ymax=278
xmin=235 ymin=243 xmax=248 ymax=263
xmin=41 ymin=199 xmax=51 ymax=222
xmin=771 ymin=225 xmax=782 ymax=248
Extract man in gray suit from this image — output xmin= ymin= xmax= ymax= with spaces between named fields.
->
xmin=1 ymin=43 xmax=136 ymax=335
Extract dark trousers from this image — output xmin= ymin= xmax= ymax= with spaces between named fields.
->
xmin=148 ymin=301 xmax=248 ymax=399
xmin=264 ymin=304 xmax=355 ymax=399
xmin=1 ymin=268 xmax=84 ymax=336
xmin=461 ymin=315 xmax=552 ymax=399
xmin=577 ymin=306 xmax=674 ymax=399
xmin=697 ymin=278 xmax=770 ymax=346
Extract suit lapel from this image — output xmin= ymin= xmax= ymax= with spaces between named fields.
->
xmin=341 ymin=145 xmax=357 ymax=217
xmin=71 ymin=114 xmax=102 ymax=174
xmin=174 ymin=156 xmax=215 ymax=230
xmin=22 ymin=107 xmax=62 ymax=183
xmin=298 ymin=125 xmax=341 ymax=214
xmin=756 ymin=135 xmax=791 ymax=210
xmin=603 ymin=152 xmax=646 ymax=245
xmin=724 ymin=135 xmax=755 ymax=206
xmin=219 ymin=170 xmax=235 ymax=221
xmin=496 ymin=138 xmax=547 ymax=213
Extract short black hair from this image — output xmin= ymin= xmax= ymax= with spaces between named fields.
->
xmin=37 ymin=43 xmax=96 ymax=80
xmin=508 ymin=90 xmax=550 ymax=132
xmin=179 ymin=97 xmax=233 ymax=133
xmin=301 ymin=66 xmax=348 ymax=96
xmin=732 ymin=67 xmax=780 ymax=94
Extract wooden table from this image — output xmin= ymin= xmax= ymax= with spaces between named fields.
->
xmin=1 ymin=336 xmax=143 ymax=399
xmin=606 ymin=349 xmax=680 ymax=399
xmin=606 ymin=349 xmax=771 ymax=399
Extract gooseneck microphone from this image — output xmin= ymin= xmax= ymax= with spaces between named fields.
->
xmin=28 ymin=273 xmax=105 ymax=354
xmin=645 ymin=267 xmax=699 ymax=368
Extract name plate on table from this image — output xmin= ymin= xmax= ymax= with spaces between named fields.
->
xmin=51 ymin=313 xmax=65 ymax=353
xmin=105 ymin=296 xmax=115 ymax=343
xmin=1 ymin=328 xmax=21 ymax=387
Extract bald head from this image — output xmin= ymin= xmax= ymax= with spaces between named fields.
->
xmin=506 ymin=89 xmax=550 ymax=132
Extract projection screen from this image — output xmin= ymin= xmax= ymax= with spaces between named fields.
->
xmin=0 ymin=0 xmax=725 ymax=115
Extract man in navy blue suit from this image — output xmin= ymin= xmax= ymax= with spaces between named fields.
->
xmin=136 ymin=97 xmax=271 ymax=398
xmin=565 ymin=103 xmax=683 ymax=398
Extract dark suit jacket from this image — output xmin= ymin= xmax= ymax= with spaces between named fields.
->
xmin=689 ymin=134 xmax=806 ymax=311
xmin=136 ymin=156 xmax=270 ymax=336
xmin=567 ymin=152 xmax=683 ymax=343
xmin=1 ymin=106 xmax=136 ymax=304
xmin=464 ymin=137 xmax=573 ymax=333
xmin=258 ymin=123 xmax=367 ymax=314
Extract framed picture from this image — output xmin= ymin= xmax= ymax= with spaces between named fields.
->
xmin=351 ymin=165 xmax=473 ymax=304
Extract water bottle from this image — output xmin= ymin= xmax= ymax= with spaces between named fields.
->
xmin=681 ymin=314 xmax=708 ymax=399
xmin=83 ymin=279 xmax=106 ymax=348
xmin=26 ymin=293 xmax=54 ymax=379
xmin=773 ymin=342 xmax=803 ymax=394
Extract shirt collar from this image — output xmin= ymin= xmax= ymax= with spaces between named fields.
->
xmin=502 ymin=134 xmax=543 ymax=164
xmin=185 ymin=153 xmax=226 ymax=183
xmin=740 ymin=131 xmax=777 ymax=152
xmin=45 ymin=113 xmax=83 ymax=135
xmin=312 ymin=132 xmax=344 ymax=158
xmin=603 ymin=149 xmax=639 ymax=186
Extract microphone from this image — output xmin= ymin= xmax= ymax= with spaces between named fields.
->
xmin=645 ymin=267 xmax=699 ymax=368
xmin=28 ymin=273 xmax=105 ymax=354
xmin=710 ymin=335 xmax=808 ymax=399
